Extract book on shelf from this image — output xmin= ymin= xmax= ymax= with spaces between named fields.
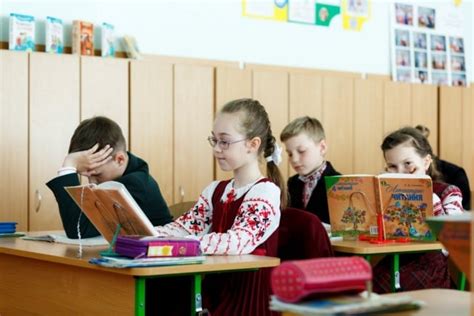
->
xmin=72 ymin=20 xmax=94 ymax=56
xmin=122 ymin=35 xmax=141 ymax=59
xmin=45 ymin=16 xmax=64 ymax=54
xmin=325 ymin=174 xmax=434 ymax=241
xmin=101 ymin=22 xmax=115 ymax=57
xmin=22 ymin=232 xmax=107 ymax=246
xmin=9 ymin=13 xmax=35 ymax=52
xmin=65 ymin=181 xmax=159 ymax=244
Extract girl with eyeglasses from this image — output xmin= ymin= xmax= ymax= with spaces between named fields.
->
xmin=154 ymin=98 xmax=286 ymax=316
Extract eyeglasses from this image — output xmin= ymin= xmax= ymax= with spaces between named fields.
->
xmin=207 ymin=136 xmax=247 ymax=150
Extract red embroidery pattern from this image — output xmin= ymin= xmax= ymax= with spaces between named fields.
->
xmin=178 ymin=194 xmax=212 ymax=235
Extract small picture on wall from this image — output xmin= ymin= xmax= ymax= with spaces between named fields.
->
xmin=414 ymin=51 xmax=427 ymax=69
xmin=415 ymin=70 xmax=428 ymax=84
xmin=449 ymin=37 xmax=464 ymax=54
xmin=431 ymin=72 xmax=448 ymax=85
xmin=396 ymin=68 xmax=412 ymax=82
xmin=451 ymin=55 xmax=465 ymax=72
xmin=431 ymin=34 xmax=446 ymax=52
xmin=413 ymin=32 xmax=427 ymax=49
xmin=432 ymin=53 xmax=446 ymax=70
xmin=396 ymin=49 xmax=411 ymax=67
xmin=417 ymin=7 xmax=435 ymax=29
xmin=395 ymin=3 xmax=413 ymax=25
xmin=347 ymin=0 xmax=369 ymax=17
xmin=395 ymin=29 xmax=410 ymax=47
xmin=451 ymin=73 xmax=467 ymax=87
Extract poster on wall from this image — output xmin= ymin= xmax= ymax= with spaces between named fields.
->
xmin=286 ymin=0 xmax=341 ymax=27
xmin=390 ymin=2 xmax=468 ymax=86
xmin=242 ymin=0 xmax=288 ymax=21
xmin=341 ymin=0 xmax=371 ymax=31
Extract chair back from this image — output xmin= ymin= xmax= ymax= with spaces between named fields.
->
xmin=168 ymin=201 xmax=196 ymax=220
xmin=278 ymin=207 xmax=334 ymax=261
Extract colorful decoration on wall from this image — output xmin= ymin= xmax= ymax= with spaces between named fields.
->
xmin=242 ymin=0 xmax=288 ymax=22
xmin=341 ymin=0 xmax=371 ymax=31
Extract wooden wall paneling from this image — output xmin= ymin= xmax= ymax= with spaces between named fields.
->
xmin=322 ymin=76 xmax=354 ymax=174
xmin=411 ymin=84 xmax=438 ymax=154
xmin=383 ymin=82 xmax=412 ymax=136
xmin=29 ymin=53 xmax=80 ymax=231
xmin=439 ymin=87 xmax=463 ymax=166
xmin=252 ymin=70 xmax=289 ymax=178
xmin=462 ymin=87 xmax=473 ymax=201
xmin=81 ymin=57 xmax=129 ymax=145
xmin=130 ymin=58 xmax=174 ymax=204
xmin=0 ymin=51 xmax=28 ymax=231
xmin=288 ymin=72 xmax=323 ymax=177
xmin=215 ymin=67 xmax=252 ymax=180
xmin=353 ymin=79 xmax=384 ymax=174
xmin=174 ymin=64 xmax=214 ymax=203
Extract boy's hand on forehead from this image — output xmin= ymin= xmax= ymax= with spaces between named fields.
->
xmin=63 ymin=143 xmax=114 ymax=175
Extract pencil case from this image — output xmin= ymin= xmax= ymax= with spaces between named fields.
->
xmin=115 ymin=235 xmax=202 ymax=258
xmin=0 ymin=222 xmax=17 ymax=234
xmin=271 ymin=257 xmax=372 ymax=303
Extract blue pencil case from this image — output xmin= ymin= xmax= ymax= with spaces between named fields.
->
xmin=0 ymin=222 xmax=17 ymax=234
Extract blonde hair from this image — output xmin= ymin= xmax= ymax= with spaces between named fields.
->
xmin=280 ymin=116 xmax=325 ymax=142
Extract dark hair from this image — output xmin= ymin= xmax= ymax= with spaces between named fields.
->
xmin=68 ymin=116 xmax=126 ymax=154
xmin=414 ymin=124 xmax=430 ymax=138
xmin=381 ymin=127 xmax=441 ymax=180
xmin=220 ymin=98 xmax=287 ymax=208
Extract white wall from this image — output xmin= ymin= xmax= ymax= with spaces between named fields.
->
xmin=0 ymin=0 xmax=472 ymax=80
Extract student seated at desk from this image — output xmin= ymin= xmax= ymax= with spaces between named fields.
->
xmin=280 ymin=116 xmax=340 ymax=225
xmin=154 ymin=98 xmax=286 ymax=316
xmin=47 ymin=116 xmax=172 ymax=239
xmin=373 ymin=127 xmax=464 ymax=293
xmin=415 ymin=124 xmax=471 ymax=210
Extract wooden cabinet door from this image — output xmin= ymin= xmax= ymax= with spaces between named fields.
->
xmin=215 ymin=67 xmax=252 ymax=180
xmin=174 ymin=64 xmax=214 ymax=203
xmin=29 ymin=53 xmax=80 ymax=231
xmin=411 ymin=84 xmax=438 ymax=154
xmin=253 ymin=70 xmax=289 ymax=177
xmin=322 ymin=76 xmax=354 ymax=174
xmin=353 ymin=79 xmax=384 ymax=174
xmin=288 ymin=72 xmax=323 ymax=177
xmin=0 ymin=51 xmax=28 ymax=231
xmin=81 ymin=57 xmax=129 ymax=145
xmin=439 ymin=87 xmax=463 ymax=166
xmin=130 ymin=57 xmax=174 ymax=204
xmin=383 ymin=82 xmax=411 ymax=135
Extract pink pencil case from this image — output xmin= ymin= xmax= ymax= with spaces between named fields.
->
xmin=115 ymin=235 xmax=202 ymax=258
xmin=271 ymin=257 xmax=372 ymax=303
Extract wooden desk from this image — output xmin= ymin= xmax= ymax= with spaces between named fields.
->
xmin=0 ymin=236 xmax=280 ymax=315
xmin=331 ymin=240 xmax=443 ymax=292
xmin=281 ymin=289 xmax=471 ymax=315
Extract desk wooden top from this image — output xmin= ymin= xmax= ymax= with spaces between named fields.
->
xmin=331 ymin=239 xmax=443 ymax=255
xmin=0 ymin=234 xmax=280 ymax=277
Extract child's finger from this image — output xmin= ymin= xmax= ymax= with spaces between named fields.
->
xmin=87 ymin=143 xmax=100 ymax=154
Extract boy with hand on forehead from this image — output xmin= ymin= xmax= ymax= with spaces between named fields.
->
xmin=47 ymin=116 xmax=172 ymax=238
xmin=280 ymin=116 xmax=340 ymax=224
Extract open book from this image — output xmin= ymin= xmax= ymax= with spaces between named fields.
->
xmin=22 ymin=232 xmax=107 ymax=246
xmin=326 ymin=174 xmax=433 ymax=241
xmin=65 ymin=181 xmax=158 ymax=243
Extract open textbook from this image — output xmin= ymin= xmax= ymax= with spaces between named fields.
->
xmin=326 ymin=174 xmax=433 ymax=240
xmin=65 ymin=181 xmax=158 ymax=243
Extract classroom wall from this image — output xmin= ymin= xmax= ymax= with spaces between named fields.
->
xmin=0 ymin=0 xmax=472 ymax=80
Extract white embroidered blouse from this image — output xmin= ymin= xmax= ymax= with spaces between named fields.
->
xmin=155 ymin=179 xmax=281 ymax=255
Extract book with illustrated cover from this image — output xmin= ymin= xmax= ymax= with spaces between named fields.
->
xmin=326 ymin=174 xmax=433 ymax=240
xmin=122 ymin=35 xmax=141 ymax=59
xmin=101 ymin=22 xmax=115 ymax=57
xmin=72 ymin=20 xmax=94 ymax=55
xmin=89 ymin=255 xmax=206 ymax=268
xmin=9 ymin=13 xmax=35 ymax=52
xmin=65 ymin=181 xmax=158 ymax=243
xmin=45 ymin=16 xmax=64 ymax=54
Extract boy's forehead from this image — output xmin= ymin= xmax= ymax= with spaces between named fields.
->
xmin=285 ymin=132 xmax=320 ymax=144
